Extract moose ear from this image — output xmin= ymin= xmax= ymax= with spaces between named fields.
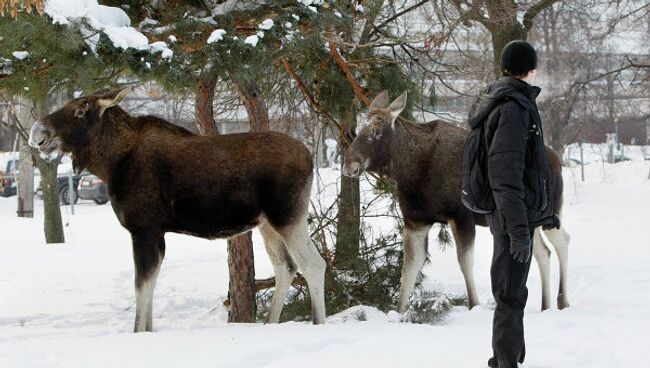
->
xmin=97 ymin=87 xmax=131 ymax=118
xmin=73 ymin=100 xmax=92 ymax=118
xmin=370 ymin=90 xmax=389 ymax=110
xmin=388 ymin=91 xmax=408 ymax=126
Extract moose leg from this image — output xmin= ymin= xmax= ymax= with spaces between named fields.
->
xmin=532 ymin=228 xmax=552 ymax=311
xmin=278 ymin=217 xmax=327 ymax=324
xmin=259 ymin=221 xmax=297 ymax=323
xmin=543 ymin=226 xmax=571 ymax=309
xmin=397 ymin=222 xmax=431 ymax=313
xmin=450 ymin=219 xmax=480 ymax=309
xmin=131 ymin=231 xmax=165 ymax=333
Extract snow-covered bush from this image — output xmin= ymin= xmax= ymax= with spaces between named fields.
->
xmin=402 ymin=291 xmax=454 ymax=325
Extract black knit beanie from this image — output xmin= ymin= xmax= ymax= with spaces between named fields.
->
xmin=500 ymin=40 xmax=537 ymax=76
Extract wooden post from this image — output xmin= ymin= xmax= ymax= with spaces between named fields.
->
xmin=579 ymin=142 xmax=585 ymax=182
xmin=17 ymin=99 xmax=34 ymax=218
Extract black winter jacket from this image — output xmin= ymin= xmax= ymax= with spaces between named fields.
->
xmin=468 ymin=77 xmax=554 ymax=244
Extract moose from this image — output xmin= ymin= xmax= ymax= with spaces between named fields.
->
xmin=342 ymin=91 xmax=570 ymax=313
xmin=28 ymin=88 xmax=327 ymax=332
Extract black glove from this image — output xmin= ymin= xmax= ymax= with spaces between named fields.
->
xmin=509 ymin=234 xmax=532 ymax=263
xmin=542 ymin=214 xmax=561 ymax=230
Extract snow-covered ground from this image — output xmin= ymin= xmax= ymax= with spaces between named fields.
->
xmin=1 ymin=159 xmax=649 ymax=367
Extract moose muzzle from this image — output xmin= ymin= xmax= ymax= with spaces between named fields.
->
xmin=28 ymin=121 xmax=56 ymax=154
xmin=342 ymin=151 xmax=368 ymax=178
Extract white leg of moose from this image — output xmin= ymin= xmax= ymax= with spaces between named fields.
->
xmin=533 ymin=228 xmax=552 ymax=311
xmin=543 ymin=225 xmax=571 ymax=309
xmin=131 ymin=232 xmax=165 ymax=333
xmin=450 ymin=220 xmax=480 ymax=309
xmin=278 ymin=218 xmax=327 ymax=324
xmin=259 ymin=221 xmax=297 ymax=323
xmin=397 ymin=223 xmax=431 ymax=314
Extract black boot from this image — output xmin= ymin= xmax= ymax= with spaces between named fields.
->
xmin=487 ymin=357 xmax=498 ymax=368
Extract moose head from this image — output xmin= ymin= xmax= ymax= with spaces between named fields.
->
xmin=342 ymin=90 xmax=408 ymax=178
xmin=28 ymin=87 xmax=131 ymax=158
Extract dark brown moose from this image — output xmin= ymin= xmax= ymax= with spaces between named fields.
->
xmin=343 ymin=91 xmax=570 ymax=312
xmin=28 ymin=88 xmax=326 ymax=332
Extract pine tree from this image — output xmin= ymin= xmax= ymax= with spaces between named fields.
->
xmin=5 ymin=0 xmax=434 ymax=319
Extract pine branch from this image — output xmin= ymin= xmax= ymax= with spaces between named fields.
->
xmin=280 ymin=57 xmax=346 ymax=139
xmin=328 ymin=42 xmax=370 ymax=108
xmin=281 ymin=58 xmax=320 ymax=111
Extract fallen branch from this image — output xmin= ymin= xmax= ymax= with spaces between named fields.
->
xmin=222 ymin=274 xmax=308 ymax=306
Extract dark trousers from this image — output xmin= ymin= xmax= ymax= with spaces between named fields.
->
xmin=491 ymin=231 xmax=533 ymax=368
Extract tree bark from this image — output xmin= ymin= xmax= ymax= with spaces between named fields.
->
xmin=490 ymin=23 xmax=528 ymax=77
xmin=236 ymin=81 xmax=270 ymax=131
xmin=334 ymin=104 xmax=360 ymax=268
xmin=38 ymin=156 xmax=64 ymax=243
xmin=226 ymin=231 xmax=256 ymax=322
xmin=195 ymin=74 xmax=220 ymax=135
xmin=223 ymin=79 xmax=271 ymax=323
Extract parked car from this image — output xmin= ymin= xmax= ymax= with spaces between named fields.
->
xmin=77 ymin=174 xmax=109 ymax=205
xmin=36 ymin=174 xmax=80 ymax=205
xmin=0 ymin=158 xmax=19 ymax=197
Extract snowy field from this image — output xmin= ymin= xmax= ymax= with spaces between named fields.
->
xmin=1 ymin=159 xmax=649 ymax=368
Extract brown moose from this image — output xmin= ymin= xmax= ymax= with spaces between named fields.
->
xmin=28 ymin=88 xmax=326 ymax=332
xmin=343 ymin=91 xmax=570 ymax=313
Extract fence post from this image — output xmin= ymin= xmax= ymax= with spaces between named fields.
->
xmin=580 ymin=142 xmax=585 ymax=182
xmin=68 ymin=173 xmax=74 ymax=215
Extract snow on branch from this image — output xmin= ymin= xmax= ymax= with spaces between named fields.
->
xmin=42 ymin=0 xmax=173 ymax=59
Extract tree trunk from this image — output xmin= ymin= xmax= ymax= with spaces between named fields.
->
xmin=236 ymin=82 xmax=270 ymax=131
xmin=38 ymin=157 xmax=65 ymax=244
xmin=194 ymin=74 xmax=261 ymax=323
xmin=226 ymin=231 xmax=256 ymax=323
xmin=334 ymin=105 xmax=360 ymax=268
xmin=489 ymin=23 xmax=528 ymax=77
xmin=195 ymin=74 xmax=220 ymax=135
xmin=224 ymin=79 xmax=271 ymax=323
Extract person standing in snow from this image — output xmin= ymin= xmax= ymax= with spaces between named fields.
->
xmin=467 ymin=40 xmax=559 ymax=368
xmin=325 ymin=138 xmax=338 ymax=169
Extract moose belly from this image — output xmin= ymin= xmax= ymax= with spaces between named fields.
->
xmin=166 ymin=196 xmax=262 ymax=240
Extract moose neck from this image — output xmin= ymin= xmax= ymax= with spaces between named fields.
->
xmin=72 ymin=108 xmax=138 ymax=181
xmin=368 ymin=119 xmax=431 ymax=182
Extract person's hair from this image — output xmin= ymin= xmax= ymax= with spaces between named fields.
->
xmin=502 ymin=69 xmax=530 ymax=78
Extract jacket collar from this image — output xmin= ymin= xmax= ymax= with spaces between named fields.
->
xmin=467 ymin=77 xmax=541 ymax=128
xmin=502 ymin=76 xmax=541 ymax=99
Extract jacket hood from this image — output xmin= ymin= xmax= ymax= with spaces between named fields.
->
xmin=468 ymin=77 xmax=541 ymax=128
